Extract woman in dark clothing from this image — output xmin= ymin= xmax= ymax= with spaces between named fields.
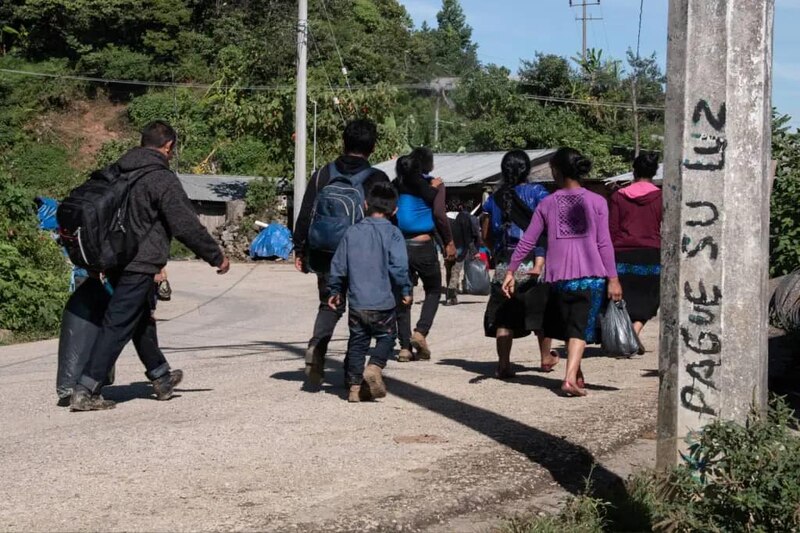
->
xmin=609 ymin=153 xmax=662 ymax=354
xmin=393 ymin=152 xmax=456 ymax=362
xmin=482 ymin=150 xmax=558 ymax=379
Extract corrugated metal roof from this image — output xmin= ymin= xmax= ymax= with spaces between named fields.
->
xmin=177 ymin=174 xmax=260 ymax=202
xmin=372 ymin=149 xmax=557 ymax=188
xmin=603 ymin=164 xmax=664 ymax=185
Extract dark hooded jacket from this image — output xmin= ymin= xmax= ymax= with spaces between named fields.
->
xmin=609 ymin=182 xmax=662 ymax=251
xmin=118 ymin=147 xmax=224 ymax=274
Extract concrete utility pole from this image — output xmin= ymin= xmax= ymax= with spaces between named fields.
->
xmin=569 ymin=0 xmax=602 ymax=62
xmin=657 ymin=0 xmax=775 ymax=468
xmin=293 ymin=0 xmax=308 ymax=228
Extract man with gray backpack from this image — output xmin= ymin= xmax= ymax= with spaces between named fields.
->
xmin=293 ymin=119 xmax=390 ymax=386
xmin=58 ymin=121 xmax=230 ymax=411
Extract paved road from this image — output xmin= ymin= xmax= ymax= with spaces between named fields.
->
xmin=0 ymin=262 xmax=659 ymax=532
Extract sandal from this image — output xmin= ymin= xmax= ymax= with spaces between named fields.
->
xmin=540 ymin=349 xmax=560 ymax=372
xmin=576 ymin=368 xmax=585 ymax=389
xmin=560 ymin=380 xmax=587 ymax=397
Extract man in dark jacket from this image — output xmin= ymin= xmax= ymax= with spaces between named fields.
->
xmin=293 ymin=119 xmax=390 ymax=386
xmin=70 ymin=121 xmax=230 ymax=411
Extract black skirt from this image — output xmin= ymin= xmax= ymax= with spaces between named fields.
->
xmin=483 ymin=278 xmax=550 ymax=338
xmin=543 ymin=277 xmax=607 ymax=343
xmin=615 ymin=248 xmax=661 ymax=324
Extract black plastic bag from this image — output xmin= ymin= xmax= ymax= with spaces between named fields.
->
xmin=56 ymin=278 xmax=113 ymax=401
xmin=464 ymin=254 xmax=491 ymax=296
xmin=600 ymin=300 xmax=640 ymax=356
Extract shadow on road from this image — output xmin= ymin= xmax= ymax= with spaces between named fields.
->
xmin=436 ymin=358 xmax=621 ymax=394
xmin=103 ymin=381 xmax=213 ymax=403
xmin=263 ymin=340 xmax=625 ymax=496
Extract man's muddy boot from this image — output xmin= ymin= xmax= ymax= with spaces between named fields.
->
xmin=397 ymin=348 xmax=413 ymax=363
xmin=348 ymin=385 xmax=362 ymax=403
xmin=411 ymin=331 xmax=431 ymax=360
xmin=363 ymin=364 xmax=387 ymax=399
xmin=443 ymin=289 xmax=458 ymax=306
xmin=304 ymin=345 xmax=324 ymax=385
xmin=70 ymin=387 xmax=115 ymax=412
xmin=153 ymin=369 xmax=183 ymax=401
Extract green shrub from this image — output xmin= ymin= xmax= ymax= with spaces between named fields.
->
xmin=505 ymin=482 xmax=607 ymax=533
xmin=0 ymin=179 xmax=69 ymax=336
xmin=770 ymin=114 xmax=800 ymax=276
xmin=651 ymin=398 xmax=800 ymax=532
xmin=507 ymin=398 xmax=800 ymax=533
xmin=95 ymin=138 xmax=135 ymax=168
xmin=215 ymin=136 xmax=270 ymax=176
xmin=4 ymin=140 xmax=83 ymax=198
xmin=77 ymin=45 xmax=153 ymax=80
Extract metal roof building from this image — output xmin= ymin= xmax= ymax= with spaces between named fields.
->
xmin=603 ymin=164 xmax=664 ymax=186
xmin=372 ymin=149 xmax=558 ymax=189
xmin=176 ymin=174 xmax=259 ymax=203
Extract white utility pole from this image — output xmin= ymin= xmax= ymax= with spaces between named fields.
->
xmin=293 ymin=0 xmax=308 ymax=228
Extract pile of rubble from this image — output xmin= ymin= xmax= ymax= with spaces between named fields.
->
xmin=215 ymin=221 xmax=254 ymax=261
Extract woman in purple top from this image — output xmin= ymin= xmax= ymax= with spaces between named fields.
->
xmin=502 ymin=148 xmax=622 ymax=397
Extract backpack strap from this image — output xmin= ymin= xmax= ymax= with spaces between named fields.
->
xmin=327 ymin=163 xmax=377 ymax=187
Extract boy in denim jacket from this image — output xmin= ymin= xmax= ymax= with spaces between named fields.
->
xmin=328 ymin=183 xmax=412 ymax=402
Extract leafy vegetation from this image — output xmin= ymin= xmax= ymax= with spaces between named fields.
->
xmin=0 ymin=0 xmax=796 ymax=337
xmin=0 ymin=177 xmax=69 ymax=337
xmin=770 ymin=113 xmax=800 ymax=276
xmin=508 ymin=397 xmax=800 ymax=533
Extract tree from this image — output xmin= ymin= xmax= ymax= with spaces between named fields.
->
xmin=412 ymin=0 xmax=478 ymax=78
xmin=518 ymin=53 xmax=575 ymax=98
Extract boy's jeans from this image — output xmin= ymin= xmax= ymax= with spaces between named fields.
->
xmin=346 ymin=308 xmax=397 ymax=385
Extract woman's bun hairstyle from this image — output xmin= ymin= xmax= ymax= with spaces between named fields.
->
xmin=550 ymin=147 xmax=592 ymax=180
xmin=633 ymin=152 xmax=659 ymax=179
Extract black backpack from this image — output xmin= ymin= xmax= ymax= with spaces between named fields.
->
xmin=57 ymin=164 xmax=162 ymax=272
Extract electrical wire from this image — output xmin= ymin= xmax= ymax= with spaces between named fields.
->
xmin=317 ymin=0 xmax=357 ymax=110
xmin=0 ymin=67 xmax=665 ymax=111
xmin=308 ymin=27 xmax=347 ymax=125
xmin=521 ymin=93 xmax=663 ymax=111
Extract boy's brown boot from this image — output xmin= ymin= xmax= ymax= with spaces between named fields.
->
xmin=411 ymin=331 xmax=431 ymax=360
xmin=348 ymin=385 xmax=362 ymax=403
xmin=397 ymin=348 xmax=413 ymax=362
xmin=363 ymin=364 xmax=387 ymax=399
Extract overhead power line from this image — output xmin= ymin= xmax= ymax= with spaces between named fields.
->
xmin=0 ymin=67 xmax=665 ymax=112
xmin=521 ymin=94 xmax=664 ymax=112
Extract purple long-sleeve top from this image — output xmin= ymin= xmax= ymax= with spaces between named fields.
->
xmin=508 ymin=188 xmax=618 ymax=283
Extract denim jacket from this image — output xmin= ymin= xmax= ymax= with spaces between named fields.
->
xmin=328 ymin=217 xmax=411 ymax=311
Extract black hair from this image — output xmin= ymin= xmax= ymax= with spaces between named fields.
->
xmin=550 ymin=147 xmax=592 ymax=181
xmin=395 ymin=154 xmax=422 ymax=183
xmin=343 ymin=119 xmax=378 ymax=156
xmin=500 ymin=149 xmax=531 ymax=185
xmin=410 ymin=146 xmax=434 ymax=174
xmin=366 ymin=182 xmax=398 ymax=216
xmin=633 ymin=152 xmax=659 ymax=179
xmin=141 ymin=120 xmax=177 ymax=149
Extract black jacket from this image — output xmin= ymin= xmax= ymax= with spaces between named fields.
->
xmin=293 ymin=155 xmax=390 ymax=256
xmin=118 ymin=147 xmax=223 ymax=274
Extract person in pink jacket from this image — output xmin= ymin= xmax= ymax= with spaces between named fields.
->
xmin=502 ymin=147 xmax=622 ymax=397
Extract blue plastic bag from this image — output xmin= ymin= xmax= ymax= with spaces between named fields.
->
xmin=36 ymin=197 xmax=59 ymax=231
xmin=249 ymin=223 xmax=293 ymax=260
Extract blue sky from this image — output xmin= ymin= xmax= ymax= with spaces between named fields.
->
xmin=403 ymin=0 xmax=800 ymax=129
